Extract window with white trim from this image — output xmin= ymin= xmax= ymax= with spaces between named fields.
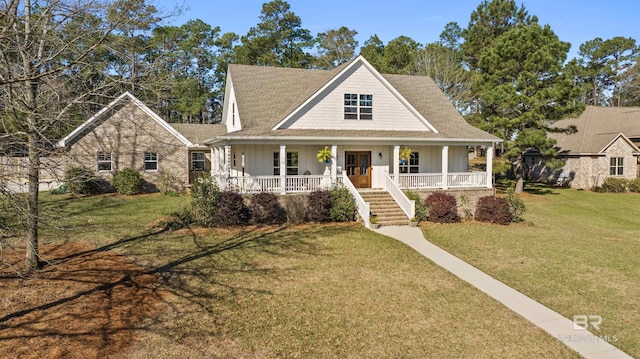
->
xmin=610 ymin=157 xmax=624 ymax=175
xmin=344 ymin=93 xmax=373 ymax=120
xmin=400 ymin=152 xmax=419 ymax=173
xmin=144 ymin=152 xmax=158 ymax=171
xmin=191 ymin=152 xmax=205 ymax=171
xmin=97 ymin=152 xmax=112 ymax=171
xmin=273 ymin=152 xmax=299 ymax=175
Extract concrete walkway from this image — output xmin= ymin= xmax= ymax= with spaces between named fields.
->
xmin=374 ymin=226 xmax=633 ymax=359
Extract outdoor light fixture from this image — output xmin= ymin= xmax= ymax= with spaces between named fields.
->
xmin=378 ymin=152 xmax=383 ymax=158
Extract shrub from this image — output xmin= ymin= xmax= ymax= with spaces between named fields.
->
xmin=215 ymin=191 xmax=250 ymax=227
xmin=329 ymin=186 xmax=356 ymax=222
xmin=282 ymin=195 xmax=308 ymax=224
xmin=425 ymin=192 xmax=460 ymax=223
xmin=602 ymin=177 xmax=627 ymax=193
xmin=505 ymin=188 xmax=526 ymax=222
xmin=458 ymin=194 xmax=474 ymax=220
xmin=250 ymin=192 xmax=287 ymax=225
xmin=405 ymin=191 xmax=428 ymax=221
xmin=190 ymin=175 xmax=220 ymax=227
xmin=111 ymin=168 xmax=145 ymax=195
xmin=627 ymin=178 xmax=640 ymax=193
xmin=64 ymin=166 xmax=101 ymax=194
xmin=158 ymin=171 xmax=185 ymax=195
xmin=475 ymin=196 xmax=511 ymax=225
xmin=158 ymin=207 xmax=193 ymax=230
xmin=307 ymin=190 xmax=331 ymax=223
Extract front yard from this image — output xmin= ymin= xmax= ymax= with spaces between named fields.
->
xmin=0 ymin=192 xmax=579 ymax=358
xmin=424 ymin=185 xmax=640 ymax=358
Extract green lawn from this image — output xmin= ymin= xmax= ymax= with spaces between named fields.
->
xmin=5 ymin=192 xmax=580 ymax=358
xmin=423 ymin=185 xmax=640 ymax=358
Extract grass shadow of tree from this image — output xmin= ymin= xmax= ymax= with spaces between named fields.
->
xmin=0 ymin=223 xmax=336 ymax=358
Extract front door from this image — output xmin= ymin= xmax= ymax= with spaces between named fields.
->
xmin=346 ymin=151 xmax=371 ymax=188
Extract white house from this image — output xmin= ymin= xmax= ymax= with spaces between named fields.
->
xmin=199 ymin=56 xmax=502 ymax=226
xmin=205 ymin=56 xmax=500 ymax=196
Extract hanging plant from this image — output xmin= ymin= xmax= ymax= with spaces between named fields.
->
xmin=317 ymin=146 xmax=332 ymax=164
xmin=399 ymin=147 xmax=413 ymax=164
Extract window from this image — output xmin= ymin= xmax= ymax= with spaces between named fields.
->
xmin=359 ymin=94 xmax=373 ymax=120
xmin=344 ymin=93 xmax=373 ymax=120
xmin=344 ymin=93 xmax=358 ymax=119
xmin=144 ymin=152 xmax=158 ymax=171
xmin=610 ymin=157 xmax=624 ymax=175
xmin=273 ymin=152 xmax=298 ymax=175
xmin=191 ymin=152 xmax=205 ymax=171
xmin=400 ymin=152 xmax=419 ymax=174
xmin=232 ymin=103 xmax=235 ymax=126
xmin=97 ymin=152 xmax=112 ymax=171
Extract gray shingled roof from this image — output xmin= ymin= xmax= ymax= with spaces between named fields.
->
xmin=550 ymin=106 xmax=640 ymax=154
xmin=220 ymin=58 xmax=499 ymax=142
xmin=170 ymin=123 xmax=227 ymax=146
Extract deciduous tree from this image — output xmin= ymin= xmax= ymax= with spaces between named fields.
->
xmin=0 ymin=0 xmax=123 ymax=271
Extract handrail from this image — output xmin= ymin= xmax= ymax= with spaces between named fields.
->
xmin=341 ymin=173 xmax=371 ymax=229
xmin=385 ymin=174 xmax=415 ymax=219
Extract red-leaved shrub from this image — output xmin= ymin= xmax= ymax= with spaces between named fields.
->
xmin=475 ymin=196 xmax=511 ymax=225
xmin=425 ymin=192 xmax=460 ymax=223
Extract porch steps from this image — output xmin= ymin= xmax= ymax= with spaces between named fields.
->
xmin=358 ymin=190 xmax=409 ymax=226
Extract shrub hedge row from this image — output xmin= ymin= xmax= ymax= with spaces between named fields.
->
xmin=188 ymin=185 xmax=357 ymax=228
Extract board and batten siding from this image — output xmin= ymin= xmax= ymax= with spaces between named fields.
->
xmin=228 ymin=145 xmax=330 ymax=178
xmin=225 ymin=145 xmax=470 ymax=189
xmin=279 ymin=62 xmax=432 ymax=132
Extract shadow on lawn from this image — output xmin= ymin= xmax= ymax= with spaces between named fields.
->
xmin=0 ymin=223 xmax=329 ymax=358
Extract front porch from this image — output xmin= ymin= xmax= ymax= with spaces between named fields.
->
xmin=208 ymin=142 xmax=495 ymax=193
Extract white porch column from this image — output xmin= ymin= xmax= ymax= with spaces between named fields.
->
xmin=279 ymin=144 xmax=286 ymax=194
xmin=224 ymin=144 xmax=231 ymax=190
xmin=331 ymin=144 xmax=338 ymax=183
xmin=441 ymin=145 xmax=449 ymax=190
xmin=393 ymin=145 xmax=400 ymax=184
xmin=210 ymin=147 xmax=216 ymax=177
xmin=224 ymin=145 xmax=231 ymax=176
xmin=486 ymin=144 xmax=494 ymax=189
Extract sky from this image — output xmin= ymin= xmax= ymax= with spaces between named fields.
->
xmin=154 ymin=0 xmax=639 ymax=60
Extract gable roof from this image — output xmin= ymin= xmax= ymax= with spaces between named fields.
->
xmin=216 ymin=58 xmax=499 ymax=143
xmin=550 ymin=106 xmax=640 ymax=154
xmin=272 ymin=56 xmax=438 ymax=133
xmin=57 ymin=92 xmax=195 ymax=148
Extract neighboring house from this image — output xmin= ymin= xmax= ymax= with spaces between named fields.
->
xmin=57 ymin=92 xmax=225 ymax=189
xmin=525 ymin=106 xmax=640 ymax=189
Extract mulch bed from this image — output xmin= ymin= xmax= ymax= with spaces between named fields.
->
xmin=0 ymin=242 xmax=164 ymax=358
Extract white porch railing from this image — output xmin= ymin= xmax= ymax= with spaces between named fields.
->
xmin=222 ymin=175 xmax=337 ymax=193
xmin=384 ymin=174 xmax=415 ymax=219
xmin=341 ymin=173 xmax=371 ymax=229
xmin=398 ymin=172 xmax=487 ymax=189
xmin=286 ymin=175 xmax=334 ymax=193
xmin=226 ymin=176 xmax=282 ymax=193
xmin=447 ymin=172 xmax=487 ymax=188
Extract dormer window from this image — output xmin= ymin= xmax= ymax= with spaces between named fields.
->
xmin=344 ymin=93 xmax=373 ymax=120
